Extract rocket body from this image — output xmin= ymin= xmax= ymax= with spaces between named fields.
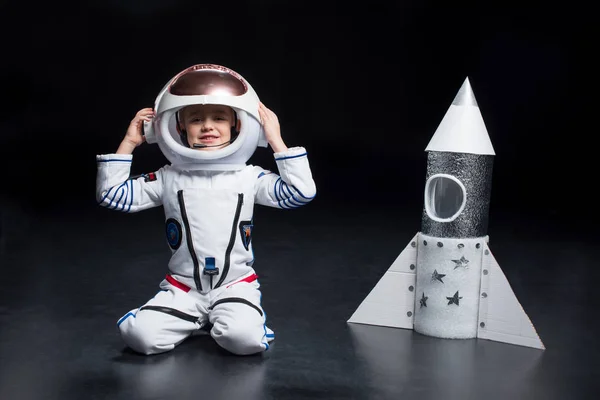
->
xmin=347 ymin=77 xmax=545 ymax=350
xmin=413 ymin=78 xmax=494 ymax=339
xmin=414 ymin=234 xmax=485 ymax=338
xmin=421 ymin=151 xmax=494 ymax=238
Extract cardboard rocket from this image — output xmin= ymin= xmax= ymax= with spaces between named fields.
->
xmin=348 ymin=78 xmax=545 ymax=350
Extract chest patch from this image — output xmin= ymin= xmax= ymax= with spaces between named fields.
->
xmin=239 ymin=220 xmax=253 ymax=251
xmin=165 ymin=218 xmax=182 ymax=250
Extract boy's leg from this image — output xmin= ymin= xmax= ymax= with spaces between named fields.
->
xmin=117 ymin=278 xmax=205 ymax=355
xmin=265 ymin=326 xmax=275 ymax=342
xmin=208 ymin=279 xmax=272 ymax=355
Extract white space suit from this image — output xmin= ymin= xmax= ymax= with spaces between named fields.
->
xmin=96 ymin=147 xmax=315 ymax=355
xmin=95 ymin=64 xmax=316 ymax=355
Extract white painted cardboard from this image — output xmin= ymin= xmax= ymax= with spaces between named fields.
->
xmin=425 ymin=78 xmax=496 ymax=155
xmin=347 ymin=233 xmax=418 ymax=329
xmin=477 ymin=243 xmax=545 ymax=349
xmin=347 ymin=234 xmax=545 ymax=350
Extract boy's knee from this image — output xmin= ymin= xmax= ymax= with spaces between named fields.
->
xmin=118 ymin=313 xmax=174 ymax=355
xmin=211 ymin=320 xmax=267 ymax=355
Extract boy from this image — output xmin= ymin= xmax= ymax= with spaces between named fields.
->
xmin=96 ymin=64 xmax=316 ymax=355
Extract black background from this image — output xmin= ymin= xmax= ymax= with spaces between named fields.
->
xmin=0 ymin=3 xmax=597 ymax=398
xmin=0 ymin=0 xmax=591 ymax=233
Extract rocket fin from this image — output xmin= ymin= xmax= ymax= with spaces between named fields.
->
xmin=347 ymin=233 xmax=418 ymax=329
xmin=477 ymin=243 xmax=545 ymax=349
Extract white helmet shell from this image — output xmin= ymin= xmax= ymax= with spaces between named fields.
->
xmin=143 ymin=64 xmax=267 ymax=170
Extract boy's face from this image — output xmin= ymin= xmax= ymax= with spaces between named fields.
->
xmin=179 ymin=104 xmax=237 ymax=151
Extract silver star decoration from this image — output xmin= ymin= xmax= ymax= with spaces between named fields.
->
xmin=420 ymin=292 xmax=428 ymax=308
xmin=452 ymin=255 xmax=469 ymax=270
xmin=431 ymin=269 xmax=446 ymax=283
xmin=447 ymin=291 xmax=463 ymax=306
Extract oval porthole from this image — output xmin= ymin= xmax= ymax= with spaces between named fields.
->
xmin=424 ymin=174 xmax=466 ymax=222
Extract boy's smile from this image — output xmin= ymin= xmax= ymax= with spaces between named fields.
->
xmin=179 ymin=104 xmax=237 ymax=150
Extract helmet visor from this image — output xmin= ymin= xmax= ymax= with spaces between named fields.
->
xmin=169 ymin=64 xmax=248 ymax=97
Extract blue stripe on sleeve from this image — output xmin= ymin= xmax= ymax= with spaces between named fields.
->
xmin=98 ymin=186 xmax=114 ymax=205
xmin=107 ymin=181 xmax=127 ymax=209
xmin=127 ymin=179 xmax=133 ymax=212
xmin=98 ymin=159 xmax=132 ymax=163
xmin=119 ymin=180 xmax=135 ymax=212
xmin=273 ymin=177 xmax=314 ymax=209
xmin=107 ymin=185 xmax=120 ymax=208
xmin=281 ymin=182 xmax=311 ymax=206
xmin=282 ymin=198 xmax=301 ymax=208
xmin=284 ymin=183 xmax=308 ymax=203
xmin=277 ymin=198 xmax=286 ymax=209
xmin=282 ymin=182 xmax=293 ymax=197
xmin=274 ymin=153 xmax=307 ymax=161
xmin=99 ymin=179 xmax=136 ymax=212
xmin=120 ymin=182 xmax=131 ymax=212
xmin=287 ymin=197 xmax=304 ymax=207
xmin=273 ymin=178 xmax=281 ymax=202
xmin=112 ymin=186 xmax=125 ymax=210
xmin=292 ymin=185 xmax=316 ymax=200
xmin=278 ymin=180 xmax=284 ymax=202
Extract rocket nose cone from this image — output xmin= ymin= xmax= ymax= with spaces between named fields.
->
xmin=452 ymin=77 xmax=478 ymax=107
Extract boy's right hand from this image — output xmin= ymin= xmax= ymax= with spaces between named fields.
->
xmin=116 ymin=108 xmax=155 ymax=155
xmin=124 ymin=108 xmax=155 ymax=147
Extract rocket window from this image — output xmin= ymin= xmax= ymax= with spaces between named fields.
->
xmin=424 ymin=174 xmax=466 ymax=222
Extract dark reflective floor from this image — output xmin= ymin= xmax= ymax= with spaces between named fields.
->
xmin=1 ymin=200 xmax=598 ymax=400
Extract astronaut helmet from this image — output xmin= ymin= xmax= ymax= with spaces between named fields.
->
xmin=144 ymin=64 xmax=267 ymax=171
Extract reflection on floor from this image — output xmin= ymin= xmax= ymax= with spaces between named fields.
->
xmin=0 ymin=201 xmax=597 ymax=400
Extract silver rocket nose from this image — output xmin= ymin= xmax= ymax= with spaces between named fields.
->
xmin=425 ymin=76 xmax=494 ymax=156
xmin=452 ymin=77 xmax=478 ymax=107
xmin=421 ymin=77 xmax=495 ymax=238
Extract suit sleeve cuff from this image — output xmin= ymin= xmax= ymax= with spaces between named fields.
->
xmin=273 ymin=147 xmax=307 ymax=161
xmin=96 ymin=154 xmax=133 ymax=162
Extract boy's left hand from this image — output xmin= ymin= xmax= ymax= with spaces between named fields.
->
xmin=258 ymin=102 xmax=288 ymax=153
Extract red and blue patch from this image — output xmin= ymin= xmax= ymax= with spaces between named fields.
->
xmin=144 ymin=172 xmax=157 ymax=182
xmin=238 ymin=220 xmax=253 ymax=251
xmin=129 ymin=172 xmax=158 ymax=182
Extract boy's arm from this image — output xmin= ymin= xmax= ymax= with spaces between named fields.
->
xmin=96 ymin=107 xmax=163 ymax=212
xmin=254 ymin=146 xmax=317 ymax=209
xmin=96 ymin=153 xmax=164 ymax=212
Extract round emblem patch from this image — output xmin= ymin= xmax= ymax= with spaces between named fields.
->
xmin=165 ymin=218 xmax=182 ymax=250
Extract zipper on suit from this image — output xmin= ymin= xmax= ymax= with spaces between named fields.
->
xmin=214 ymin=193 xmax=244 ymax=289
xmin=177 ymin=190 xmax=202 ymax=291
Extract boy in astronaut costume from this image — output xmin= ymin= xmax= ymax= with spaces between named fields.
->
xmin=95 ymin=64 xmax=316 ymax=356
